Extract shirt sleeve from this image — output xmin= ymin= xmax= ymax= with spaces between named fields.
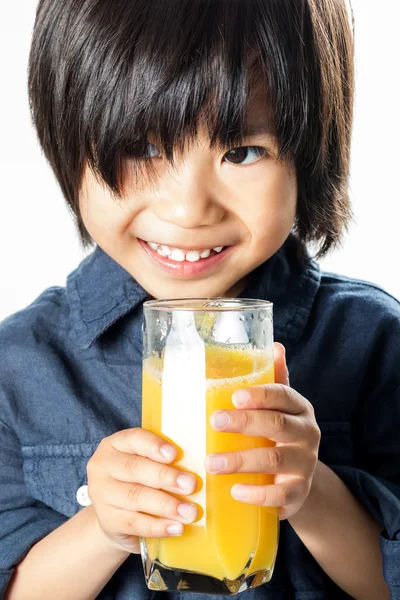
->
xmin=329 ymin=383 xmax=400 ymax=595
xmin=0 ymin=418 xmax=68 ymax=596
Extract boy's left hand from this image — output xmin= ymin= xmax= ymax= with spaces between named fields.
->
xmin=205 ymin=343 xmax=321 ymax=521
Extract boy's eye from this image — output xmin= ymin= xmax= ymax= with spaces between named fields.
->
xmin=143 ymin=143 xmax=162 ymax=159
xmin=140 ymin=143 xmax=267 ymax=165
xmin=223 ymin=146 xmax=268 ymax=165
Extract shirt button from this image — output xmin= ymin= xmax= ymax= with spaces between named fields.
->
xmin=76 ymin=485 xmax=92 ymax=507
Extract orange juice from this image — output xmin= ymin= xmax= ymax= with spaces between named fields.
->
xmin=142 ymin=345 xmax=278 ymax=583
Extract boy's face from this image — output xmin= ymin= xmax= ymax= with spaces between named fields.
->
xmin=79 ymin=93 xmax=297 ymax=299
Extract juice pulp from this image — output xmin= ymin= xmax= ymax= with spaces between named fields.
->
xmin=142 ymin=346 xmax=278 ymax=582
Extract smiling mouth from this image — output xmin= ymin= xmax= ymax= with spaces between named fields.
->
xmin=144 ymin=241 xmax=226 ymax=263
xmin=138 ymin=239 xmax=233 ymax=278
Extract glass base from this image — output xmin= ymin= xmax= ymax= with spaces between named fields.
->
xmin=141 ymin=541 xmax=275 ymax=595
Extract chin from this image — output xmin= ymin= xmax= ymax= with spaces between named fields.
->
xmin=142 ymin=278 xmax=234 ymax=301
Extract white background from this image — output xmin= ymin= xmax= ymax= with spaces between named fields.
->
xmin=0 ymin=0 xmax=399 ymax=322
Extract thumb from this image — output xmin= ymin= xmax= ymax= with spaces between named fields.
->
xmin=273 ymin=342 xmax=290 ymax=386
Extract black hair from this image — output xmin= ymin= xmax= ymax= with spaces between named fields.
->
xmin=28 ymin=0 xmax=355 ymax=257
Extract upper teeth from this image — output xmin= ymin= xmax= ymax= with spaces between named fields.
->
xmin=147 ymin=243 xmax=224 ymax=262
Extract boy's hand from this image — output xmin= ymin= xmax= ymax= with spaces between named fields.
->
xmin=205 ymin=342 xmax=321 ymax=521
xmin=87 ymin=429 xmax=198 ymax=554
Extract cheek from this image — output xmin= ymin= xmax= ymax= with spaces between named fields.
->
xmin=243 ymin=162 xmax=297 ymax=242
xmin=79 ymin=167 xmax=140 ymax=238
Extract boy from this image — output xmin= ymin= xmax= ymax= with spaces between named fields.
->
xmin=1 ymin=0 xmax=399 ymax=598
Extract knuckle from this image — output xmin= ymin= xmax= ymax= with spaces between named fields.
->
xmin=121 ymin=429 xmax=131 ymax=444
xmin=305 ymin=419 xmax=321 ymax=447
xmin=280 ymin=384 xmax=292 ymax=405
xmin=126 ymin=514 xmax=138 ymax=533
xmin=272 ymin=411 xmax=286 ymax=433
xmin=306 ymin=399 xmax=316 ymax=416
xmin=313 ymin=424 xmax=322 ymax=445
xmin=128 ymin=427 xmax=141 ymax=437
xmin=122 ymin=427 xmax=141 ymax=446
xmin=87 ymin=453 xmax=101 ymax=479
xmin=268 ymin=448 xmax=283 ymax=471
xmin=124 ymin=454 xmax=140 ymax=473
xmin=127 ymin=484 xmax=143 ymax=505
xmin=158 ymin=464 xmax=172 ymax=485
xmin=276 ymin=383 xmax=287 ymax=397
xmin=306 ymin=447 xmax=318 ymax=466
xmin=255 ymin=450 xmax=270 ymax=472
xmin=158 ymin=495 xmax=171 ymax=515
xmin=241 ymin=410 xmax=251 ymax=430
xmin=234 ymin=452 xmax=245 ymax=471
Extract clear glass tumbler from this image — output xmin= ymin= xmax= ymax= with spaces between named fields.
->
xmin=141 ymin=298 xmax=278 ymax=595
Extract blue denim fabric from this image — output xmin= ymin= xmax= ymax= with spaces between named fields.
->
xmin=1 ymin=235 xmax=399 ymax=599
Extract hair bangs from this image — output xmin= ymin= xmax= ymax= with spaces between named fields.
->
xmin=82 ymin=0 xmax=312 ymax=195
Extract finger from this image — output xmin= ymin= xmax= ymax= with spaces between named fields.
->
xmin=107 ymin=505 xmax=187 ymax=538
xmin=104 ymin=480 xmax=198 ymax=524
xmin=273 ymin=342 xmax=290 ymax=386
xmin=205 ymin=445 xmax=311 ymax=476
xmin=108 ymin=428 xmax=179 ymax=463
xmin=106 ymin=449 xmax=197 ymax=495
xmin=231 ymin=476 xmax=305 ymax=509
xmin=210 ymin=408 xmax=310 ymax=443
xmin=232 ymin=383 xmax=310 ymax=416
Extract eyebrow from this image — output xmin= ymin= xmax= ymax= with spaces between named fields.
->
xmin=241 ymin=123 xmax=276 ymax=138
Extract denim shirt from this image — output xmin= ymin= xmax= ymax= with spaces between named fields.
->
xmin=1 ymin=235 xmax=400 ymax=600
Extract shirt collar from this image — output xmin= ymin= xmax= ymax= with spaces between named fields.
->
xmin=67 ymin=235 xmax=321 ymax=350
xmin=239 ymin=235 xmax=321 ymax=344
xmin=67 ymin=246 xmax=149 ymax=349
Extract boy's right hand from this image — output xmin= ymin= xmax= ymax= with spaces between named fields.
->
xmin=87 ymin=428 xmax=198 ymax=554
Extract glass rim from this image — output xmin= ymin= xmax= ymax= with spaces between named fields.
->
xmin=143 ymin=298 xmax=273 ymax=312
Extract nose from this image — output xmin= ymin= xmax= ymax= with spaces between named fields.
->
xmin=151 ymin=159 xmax=225 ymax=229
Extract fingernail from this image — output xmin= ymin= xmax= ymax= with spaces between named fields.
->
xmin=160 ymin=444 xmax=176 ymax=460
xmin=166 ymin=523 xmax=184 ymax=536
xmin=232 ymin=389 xmax=250 ymax=406
xmin=231 ymin=485 xmax=248 ymax=500
xmin=177 ymin=503 xmax=197 ymax=522
xmin=207 ymin=454 xmax=228 ymax=472
xmin=212 ymin=411 xmax=230 ymax=429
xmin=177 ymin=473 xmax=196 ymax=493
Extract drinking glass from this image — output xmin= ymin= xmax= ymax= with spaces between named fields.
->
xmin=141 ymin=298 xmax=278 ymax=595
